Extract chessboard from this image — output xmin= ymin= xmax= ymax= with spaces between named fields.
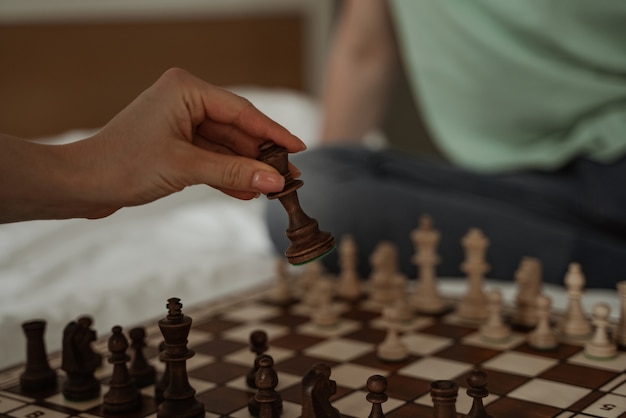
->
xmin=1 ymin=262 xmax=626 ymax=418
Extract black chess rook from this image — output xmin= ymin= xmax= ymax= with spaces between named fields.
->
xmin=257 ymin=141 xmax=335 ymax=265
xmin=19 ymin=320 xmax=57 ymax=392
xmin=157 ymin=298 xmax=205 ymax=418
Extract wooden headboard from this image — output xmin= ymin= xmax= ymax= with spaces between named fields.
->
xmin=0 ymin=15 xmax=306 ymax=139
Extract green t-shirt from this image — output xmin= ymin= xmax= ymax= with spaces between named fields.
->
xmin=389 ymin=0 xmax=626 ymax=172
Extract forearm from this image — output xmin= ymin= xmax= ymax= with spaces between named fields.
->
xmin=0 ymin=134 xmax=111 ymax=223
xmin=320 ymin=0 xmax=398 ymax=144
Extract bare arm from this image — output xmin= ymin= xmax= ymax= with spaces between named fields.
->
xmin=0 ymin=68 xmax=306 ymax=223
xmin=320 ymin=0 xmax=399 ymax=144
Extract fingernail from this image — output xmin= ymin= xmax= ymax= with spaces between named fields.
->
xmin=252 ymin=171 xmax=284 ymax=193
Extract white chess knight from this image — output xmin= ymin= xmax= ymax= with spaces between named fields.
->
xmin=410 ymin=214 xmax=448 ymax=314
xmin=560 ymin=262 xmax=592 ymax=338
xmin=584 ymin=302 xmax=617 ymax=359
xmin=367 ymin=241 xmax=406 ymax=307
xmin=456 ymin=228 xmax=490 ymax=321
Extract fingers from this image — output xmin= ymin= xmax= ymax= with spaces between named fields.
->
xmin=159 ymin=68 xmax=307 ymax=154
xmin=180 ymin=145 xmax=286 ymax=195
xmin=192 ymin=134 xmax=302 ymax=179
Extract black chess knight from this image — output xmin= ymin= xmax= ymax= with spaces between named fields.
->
xmin=61 ymin=320 xmax=101 ymax=401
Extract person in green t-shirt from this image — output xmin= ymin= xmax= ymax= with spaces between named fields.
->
xmin=265 ymin=0 xmax=626 ymax=289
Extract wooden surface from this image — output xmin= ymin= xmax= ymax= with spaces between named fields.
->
xmin=0 ymin=16 xmax=304 ymax=138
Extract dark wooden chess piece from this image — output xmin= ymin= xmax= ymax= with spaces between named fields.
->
xmin=77 ymin=315 xmax=103 ymax=367
xmin=103 ymin=326 xmax=142 ymax=413
xmin=301 ymin=363 xmax=340 ymax=418
xmin=257 ymin=141 xmax=336 ymax=265
xmin=61 ymin=320 xmax=101 ymax=401
xmin=157 ymin=298 xmax=205 ymax=418
xmin=154 ymin=341 xmax=168 ymax=404
xmin=129 ymin=326 xmax=156 ymax=388
xmin=249 ymin=354 xmax=282 ymax=418
xmin=430 ymin=380 xmax=458 ymax=418
xmin=246 ymin=329 xmax=269 ymax=389
xmin=464 ymin=370 xmax=493 ymax=418
xmin=366 ymin=375 xmax=387 ymax=418
xmin=19 ymin=320 xmax=57 ymax=392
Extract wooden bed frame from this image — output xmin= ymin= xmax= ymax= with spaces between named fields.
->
xmin=0 ymin=15 xmax=306 ymax=139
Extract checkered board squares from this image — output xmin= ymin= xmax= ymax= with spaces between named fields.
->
xmin=3 ymin=292 xmax=626 ymax=418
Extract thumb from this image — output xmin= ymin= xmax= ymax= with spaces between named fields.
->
xmin=185 ymin=150 xmax=285 ymax=195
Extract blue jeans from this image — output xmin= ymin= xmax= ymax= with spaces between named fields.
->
xmin=265 ymin=145 xmax=626 ymax=289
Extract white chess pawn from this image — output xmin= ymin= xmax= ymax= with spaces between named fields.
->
xmin=302 ymin=262 xmax=327 ymax=307
xmin=560 ymin=263 xmax=592 ymax=338
xmin=311 ymin=279 xmax=339 ymax=327
xmin=336 ymin=234 xmax=363 ymax=301
xmin=584 ymin=302 xmax=617 ymax=359
xmin=528 ymin=294 xmax=558 ymax=351
xmin=479 ymin=288 xmax=511 ymax=342
xmin=269 ymin=258 xmax=292 ymax=304
xmin=376 ymin=307 xmax=409 ymax=362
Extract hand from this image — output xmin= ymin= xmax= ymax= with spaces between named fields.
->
xmin=0 ymin=68 xmax=307 ymax=222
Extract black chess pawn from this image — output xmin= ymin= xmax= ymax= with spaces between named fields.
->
xmin=103 ymin=326 xmax=142 ymax=413
xmin=19 ymin=320 xmax=57 ymax=392
xmin=129 ymin=327 xmax=156 ymax=388
xmin=61 ymin=320 xmax=101 ymax=401
xmin=246 ymin=329 xmax=269 ymax=389
xmin=366 ymin=375 xmax=388 ymax=418
xmin=464 ymin=370 xmax=493 ymax=418
xmin=248 ymin=354 xmax=282 ymax=418
xmin=430 ymin=380 xmax=458 ymax=418
xmin=157 ymin=298 xmax=205 ymax=418
xmin=257 ymin=141 xmax=335 ymax=265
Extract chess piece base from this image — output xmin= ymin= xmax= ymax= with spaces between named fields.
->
xmin=63 ymin=374 xmax=100 ymax=402
xmin=585 ymin=342 xmax=617 ymax=360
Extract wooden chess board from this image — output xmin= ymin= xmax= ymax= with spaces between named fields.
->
xmin=1 ymin=277 xmax=626 ymax=418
